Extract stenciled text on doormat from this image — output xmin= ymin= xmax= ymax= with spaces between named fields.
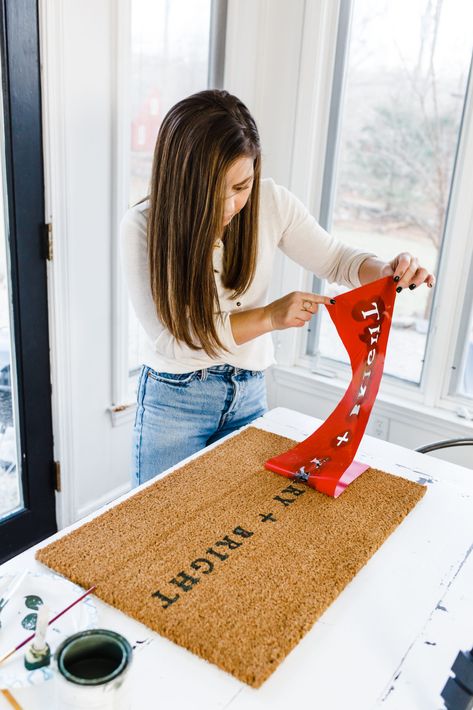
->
xmin=36 ymin=427 xmax=426 ymax=687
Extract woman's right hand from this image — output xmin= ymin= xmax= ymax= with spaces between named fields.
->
xmin=230 ymin=291 xmax=335 ymax=345
xmin=264 ymin=291 xmax=335 ymax=331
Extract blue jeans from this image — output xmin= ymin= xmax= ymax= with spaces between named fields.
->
xmin=131 ymin=364 xmax=268 ymax=487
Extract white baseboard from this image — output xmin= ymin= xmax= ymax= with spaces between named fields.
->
xmin=74 ymin=482 xmax=132 ymax=525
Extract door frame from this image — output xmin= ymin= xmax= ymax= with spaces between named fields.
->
xmin=0 ymin=0 xmax=57 ymax=562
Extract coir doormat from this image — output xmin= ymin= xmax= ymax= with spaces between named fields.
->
xmin=36 ymin=427 xmax=426 ymax=687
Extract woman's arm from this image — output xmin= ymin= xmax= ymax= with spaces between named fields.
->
xmin=271 ymin=182 xmax=436 ymax=292
xmin=272 ymin=181 xmax=374 ymax=289
xmin=230 ymin=307 xmax=271 ymax=345
xmin=231 ymin=252 xmax=437 ymax=347
xmin=230 ymin=291 xmax=335 ymax=345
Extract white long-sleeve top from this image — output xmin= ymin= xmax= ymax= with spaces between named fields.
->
xmin=119 ymin=177 xmax=374 ymax=373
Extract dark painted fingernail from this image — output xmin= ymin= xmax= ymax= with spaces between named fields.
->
xmin=409 ymin=284 xmax=416 ymax=290
xmin=394 ymin=275 xmax=400 ymax=282
xmin=428 ymin=283 xmax=433 ymax=288
xmin=330 ymin=299 xmax=336 ymax=304
xmin=396 ymin=286 xmax=402 ymax=293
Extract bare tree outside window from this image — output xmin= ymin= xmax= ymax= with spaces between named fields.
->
xmin=316 ymin=0 xmax=473 ymax=384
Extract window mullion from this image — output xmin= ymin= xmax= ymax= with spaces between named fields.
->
xmin=446 ymin=56 xmax=473 ymax=402
xmin=293 ymin=0 xmax=350 ymax=357
xmin=421 ymin=53 xmax=473 ymax=409
xmin=208 ymin=0 xmax=228 ymax=89
xmin=450 ymin=261 xmax=473 ymax=395
xmin=304 ymin=0 xmax=473 ymax=407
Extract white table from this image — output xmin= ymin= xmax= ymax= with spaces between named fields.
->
xmin=1 ymin=407 xmax=472 ymax=710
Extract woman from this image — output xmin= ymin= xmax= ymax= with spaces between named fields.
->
xmin=120 ymin=89 xmax=435 ymax=487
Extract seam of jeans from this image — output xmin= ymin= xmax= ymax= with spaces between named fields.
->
xmin=136 ymin=413 xmax=144 ymax=485
xmin=215 ymin=377 xmax=232 ymax=430
xmin=135 ymin=366 xmax=150 ymax=485
xmin=219 ymin=373 xmax=241 ymax=428
xmin=133 ymin=367 xmax=145 ymax=428
xmin=147 ymin=371 xmax=197 ymax=386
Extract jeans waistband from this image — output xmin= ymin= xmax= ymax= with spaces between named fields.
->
xmin=204 ymin=364 xmax=261 ymax=376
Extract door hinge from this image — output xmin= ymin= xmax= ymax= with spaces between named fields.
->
xmin=54 ymin=460 xmax=61 ymax=492
xmin=41 ymin=222 xmax=53 ymax=261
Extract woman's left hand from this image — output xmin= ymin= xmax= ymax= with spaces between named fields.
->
xmin=380 ymin=252 xmax=436 ymax=291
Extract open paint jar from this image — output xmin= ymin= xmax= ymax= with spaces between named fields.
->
xmin=54 ymin=629 xmax=133 ymax=709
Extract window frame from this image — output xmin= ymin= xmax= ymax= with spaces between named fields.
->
xmin=0 ymin=0 xmax=57 ymax=562
xmin=450 ymin=251 xmax=473 ymax=399
xmin=301 ymin=0 xmax=473 ymax=418
xmin=110 ymin=0 xmax=227 ymax=423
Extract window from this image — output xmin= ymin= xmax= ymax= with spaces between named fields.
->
xmin=127 ymin=0 xmax=213 ymax=389
xmin=0 ymin=139 xmax=20 ymax=520
xmin=0 ymin=0 xmax=56 ymax=560
xmin=307 ymin=0 xmax=473 ymax=403
xmin=112 ymin=0 xmax=226 ymax=412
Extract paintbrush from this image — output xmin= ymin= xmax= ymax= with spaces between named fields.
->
xmin=1 ymin=689 xmax=22 ymax=709
xmin=0 ymin=584 xmax=96 ymax=666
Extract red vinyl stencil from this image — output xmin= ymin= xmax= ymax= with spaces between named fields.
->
xmin=265 ymin=275 xmax=398 ymax=497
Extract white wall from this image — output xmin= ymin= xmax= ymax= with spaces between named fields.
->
xmin=41 ymin=0 xmax=133 ymax=528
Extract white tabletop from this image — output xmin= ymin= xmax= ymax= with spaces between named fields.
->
xmin=1 ymin=407 xmax=472 ymax=710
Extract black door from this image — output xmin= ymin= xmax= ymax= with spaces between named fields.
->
xmin=0 ymin=0 xmax=57 ymax=562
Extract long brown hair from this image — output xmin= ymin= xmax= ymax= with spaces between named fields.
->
xmin=147 ymin=89 xmax=261 ymax=358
